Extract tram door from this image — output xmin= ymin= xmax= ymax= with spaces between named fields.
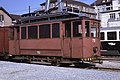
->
xmin=9 ymin=27 xmax=20 ymax=55
xmin=14 ymin=27 xmax=20 ymax=55
xmin=63 ymin=22 xmax=72 ymax=58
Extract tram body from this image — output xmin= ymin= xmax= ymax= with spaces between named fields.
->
xmin=0 ymin=27 xmax=9 ymax=57
xmin=100 ymin=27 xmax=120 ymax=55
xmin=8 ymin=15 xmax=100 ymax=63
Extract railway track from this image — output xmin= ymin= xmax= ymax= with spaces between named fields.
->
xmin=1 ymin=59 xmax=120 ymax=72
xmin=87 ymin=66 xmax=120 ymax=72
xmin=101 ymin=56 xmax=120 ymax=61
xmin=1 ymin=55 xmax=120 ymax=72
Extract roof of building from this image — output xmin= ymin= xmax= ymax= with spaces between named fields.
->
xmin=0 ymin=7 xmax=13 ymax=19
xmin=10 ymin=14 xmax=21 ymax=21
xmin=0 ymin=7 xmax=21 ymax=21
xmin=40 ymin=0 xmax=94 ymax=9
xmin=91 ymin=0 xmax=112 ymax=6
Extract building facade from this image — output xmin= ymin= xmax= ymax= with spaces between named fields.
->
xmin=0 ymin=7 xmax=13 ymax=26
xmin=0 ymin=7 xmax=21 ymax=27
xmin=92 ymin=0 xmax=120 ymax=27
xmin=21 ymin=0 xmax=97 ymax=23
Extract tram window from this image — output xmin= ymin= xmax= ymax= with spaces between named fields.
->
xmin=52 ymin=23 xmax=60 ymax=38
xmin=107 ymin=32 xmax=116 ymax=40
xmin=65 ymin=22 xmax=71 ymax=37
xmin=73 ymin=21 xmax=82 ymax=37
xmin=85 ymin=21 xmax=90 ymax=37
xmin=91 ymin=27 xmax=97 ymax=38
xmin=21 ymin=27 xmax=26 ymax=39
xmin=9 ymin=28 xmax=14 ymax=40
xmin=39 ymin=24 xmax=50 ymax=38
xmin=16 ymin=27 xmax=20 ymax=40
xmin=100 ymin=32 xmax=104 ymax=40
xmin=91 ymin=33 xmax=94 ymax=37
xmin=28 ymin=26 xmax=37 ymax=39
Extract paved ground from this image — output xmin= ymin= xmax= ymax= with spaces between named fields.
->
xmin=96 ymin=61 xmax=120 ymax=69
xmin=0 ymin=61 xmax=120 ymax=80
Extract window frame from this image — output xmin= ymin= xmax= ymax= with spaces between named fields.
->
xmin=52 ymin=23 xmax=60 ymax=38
xmin=39 ymin=24 xmax=51 ymax=39
xmin=21 ymin=27 xmax=26 ymax=39
xmin=107 ymin=31 xmax=117 ymax=40
xmin=28 ymin=26 xmax=38 ymax=39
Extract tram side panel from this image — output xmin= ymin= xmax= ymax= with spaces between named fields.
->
xmin=83 ymin=38 xmax=100 ymax=58
xmin=9 ymin=23 xmax=63 ymax=57
xmin=0 ymin=28 xmax=9 ymax=57
xmin=8 ymin=19 xmax=101 ymax=62
xmin=19 ymin=39 xmax=62 ymax=57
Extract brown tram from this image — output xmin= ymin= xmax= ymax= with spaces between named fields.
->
xmin=0 ymin=13 xmax=100 ymax=65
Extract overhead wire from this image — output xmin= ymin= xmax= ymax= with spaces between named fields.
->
xmin=9 ymin=7 xmax=40 ymax=13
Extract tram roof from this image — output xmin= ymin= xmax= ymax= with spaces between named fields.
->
xmin=101 ymin=27 xmax=120 ymax=31
xmin=21 ymin=12 xmax=99 ymax=24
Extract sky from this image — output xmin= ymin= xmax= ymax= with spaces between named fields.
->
xmin=0 ymin=0 xmax=96 ymax=15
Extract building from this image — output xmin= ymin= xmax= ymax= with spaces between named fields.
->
xmin=91 ymin=0 xmax=120 ymax=28
xmin=0 ymin=7 xmax=21 ymax=27
xmin=21 ymin=0 xmax=97 ymax=23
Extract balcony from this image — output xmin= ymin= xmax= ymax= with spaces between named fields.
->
xmin=108 ymin=18 xmax=120 ymax=22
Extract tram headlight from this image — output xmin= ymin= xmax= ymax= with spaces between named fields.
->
xmin=93 ymin=47 xmax=98 ymax=53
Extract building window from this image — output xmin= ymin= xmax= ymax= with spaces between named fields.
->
xmin=0 ymin=15 xmax=4 ymax=22
xmin=73 ymin=21 xmax=82 ymax=37
xmin=118 ymin=0 xmax=120 ymax=4
xmin=28 ymin=26 xmax=38 ymax=39
xmin=107 ymin=32 xmax=116 ymax=40
xmin=106 ymin=7 xmax=110 ymax=11
xmin=52 ymin=23 xmax=60 ymax=38
xmin=110 ymin=13 xmax=115 ymax=19
xmin=100 ymin=32 xmax=104 ymax=40
xmin=39 ymin=24 xmax=50 ymax=38
xmin=21 ymin=27 xmax=26 ymax=39
xmin=118 ymin=13 xmax=120 ymax=18
xmin=118 ymin=7 xmax=120 ymax=10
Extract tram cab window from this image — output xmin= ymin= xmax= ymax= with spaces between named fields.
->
xmin=28 ymin=26 xmax=37 ymax=39
xmin=65 ymin=22 xmax=71 ymax=37
xmin=85 ymin=21 xmax=90 ymax=37
xmin=73 ymin=21 xmax=82 ymax=37
xmin=21 ymin=27 xmax=26 ymax=39
xmin=39 ymin=24 xmax=50 ymax=38
xmin=52 ymin=23 xmax=60 ymax=38
xmin=9 ymin=28 xmax=14 ymax=40
xmin=91 ymin=27 xmax=97 ymax=38
xmin=100 ymin=32 xmax=104 ymax=40
xmin=107 ymin=32 xmax=116 ymax=40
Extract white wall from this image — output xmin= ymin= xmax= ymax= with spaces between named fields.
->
xmin=94 ymin=0 xmax=120 ymax=27
xmin=108 ymin=21 xmax=120 ymax=27
xmin=101 ymin=11 xmax=120 ymax=27
xmin=0 ymin=10 xmax=12 ymax=26
xmin=101 ymin=13 xmax=110 ymax=27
